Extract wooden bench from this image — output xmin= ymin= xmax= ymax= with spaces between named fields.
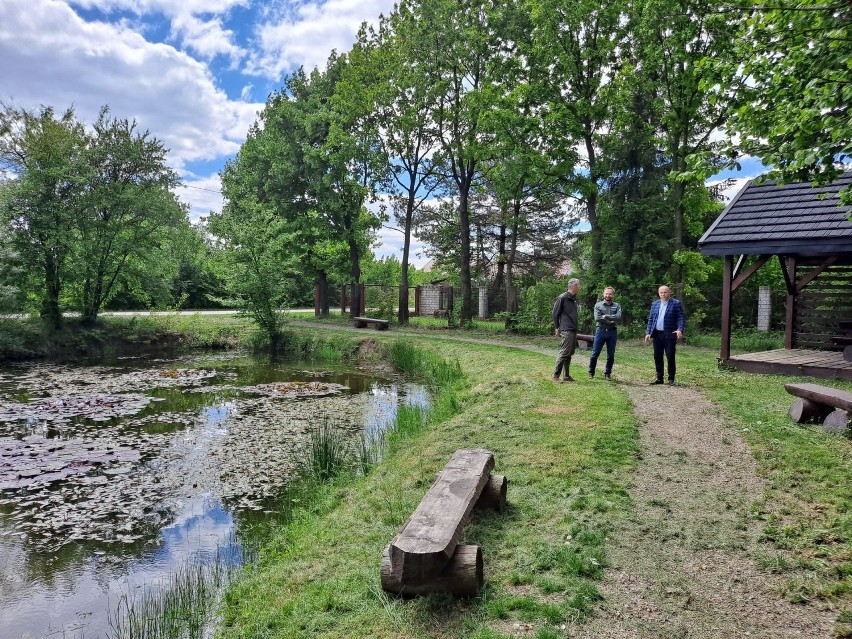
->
xmin=381 ymin=448 xmax=507 ymax=597
xmin=576 ymin=333 xmax=594 ymax=350
xmin=785 ymin=382 xmax=852 ymax=433
xmin=353 ymin=316 xmax=389 ymax=330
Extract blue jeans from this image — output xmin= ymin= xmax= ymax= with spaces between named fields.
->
xmin=588 ymin=328 xmax=617 ymax=376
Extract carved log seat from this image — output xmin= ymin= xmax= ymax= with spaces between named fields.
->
xmin=381 ymin=448 xmax=507 ymax=597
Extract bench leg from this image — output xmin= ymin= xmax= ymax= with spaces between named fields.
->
xmin=475 ymin=475 xmax=507 ymax=513
xmin=381 ymin=544 xmax=483 ymax=597
xmin=823 ymin=410 xmax=851 ymax=434
xmin=789 ymin=398 xmax=834 ymax=424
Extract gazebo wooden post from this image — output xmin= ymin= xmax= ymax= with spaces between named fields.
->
xmin=721 ymin=255 xmax=733 ymax=360
xmin=782 ymin=256 xmax=797 ymax=349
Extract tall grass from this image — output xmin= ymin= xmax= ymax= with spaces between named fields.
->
xmin=298 ymin=421 xmax=350 ymax=481
xmin=386 ymin=340 xmax=463 ymax=388
xmin=107 ymin=554 xmax=241 ymax=639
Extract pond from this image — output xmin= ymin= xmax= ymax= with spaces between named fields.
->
xmin=0 ymin=352 xmax=428 ymax=639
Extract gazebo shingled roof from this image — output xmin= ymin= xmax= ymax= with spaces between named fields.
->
xmin=699 ymin=172 xmax=852 ymax=255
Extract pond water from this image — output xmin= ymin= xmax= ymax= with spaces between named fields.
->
xmin=0 ymin=352 xmax=428 ymax=639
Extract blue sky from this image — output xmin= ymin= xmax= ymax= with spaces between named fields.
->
xmin=0 ymin=0 xmax=429 ymax=261
xmin=0 ymin=0 xmax=763 ymax=268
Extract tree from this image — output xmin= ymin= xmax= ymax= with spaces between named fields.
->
xmin=428 ymin=0 xmax=501 ymax=323
xmin=0 ymin=103 xmax=86 ymax=330
xmin=635 ymin=0 xmax=742 ymax=254
xmin=710 ymin=0 xmax=852 ymax=202
xmin=353 ymin=7 xmax=446 ymax=324
xmin=206 ymin=192 xmax=294 ymax=348
xmin=69 ymin=108 xmax=187 ymax=324
xmin=526 ymin=0 xmax=626 ymax=278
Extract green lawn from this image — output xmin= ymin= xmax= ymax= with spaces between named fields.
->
xmin=214 ymin=325 xmax=852 ymax=638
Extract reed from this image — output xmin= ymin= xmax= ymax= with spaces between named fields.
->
xmin=298 ymin=421 xmax=351 ymax=481
xmin=106 ymin=553 xmax=239 ymax=639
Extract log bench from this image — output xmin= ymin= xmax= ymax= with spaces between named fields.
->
xmin=353 ymin=316 xmax=390 ymax=330
xmin=576 ymin=333 xmax=594 ymax=350
xmin=785 ymin=382 xmax=852 ymax=433
xmin=381 ymin=448 xmax=507 ymax=597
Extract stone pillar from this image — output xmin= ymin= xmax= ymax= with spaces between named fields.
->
xmin=478 ymin=287 xmax=488 ymax=318
xmin=757 ymin=286 xmax=771 ymax=331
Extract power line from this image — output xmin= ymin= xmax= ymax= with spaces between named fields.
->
xmin=179 ymin=183 xmax=222 ymax=194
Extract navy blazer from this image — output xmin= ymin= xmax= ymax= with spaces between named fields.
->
xmin=646 ymin=298 xmax=685 ymax=336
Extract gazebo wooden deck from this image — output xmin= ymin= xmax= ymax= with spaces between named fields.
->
xmin=699 ymin=172 xmax=852 ymax=380
xmin=727 ymin=349 xmax=852 ymax=380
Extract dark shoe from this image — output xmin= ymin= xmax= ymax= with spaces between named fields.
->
xmin=668 ymin=380 xmax=675 ymax=386
xmin=552 ymin=376 xmax=562 ymax=384
xmin=604 ymin=374 xmax=612 ymax=380
xmin=650 ymin=379 xmax=663 ymax=385
xmin=565 ymin=375 xmax=575 ymax=382
xmin=588 ymin=372 xmax=595 ymax=379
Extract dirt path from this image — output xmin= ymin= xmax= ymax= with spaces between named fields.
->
xmin=569 ymin=378 xmax=835 ymax=638
xmin=296 ymin=322 xmax=836 ymax=636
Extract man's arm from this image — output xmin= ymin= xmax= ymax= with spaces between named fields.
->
xmin=611 ymin=302 xmax=623 ymax=322
xmin=552 ymin=296 xmax=562 ymax=332
xmin=645 ymin=301 xmax=657 ymax=336
xmin=675 ymin=300 xmax=686 ymax=333
xmin=593 ymin=301 xmax=604 ymax=324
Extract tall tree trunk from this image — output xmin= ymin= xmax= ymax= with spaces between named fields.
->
xmin=459 ymin=183 xmax=472 ymax=324
xmin=316 ymin=272 xmax=330 ymax=317
xmin=42 ymin=253 xmax=62 ymax=331
xmin=398 ymin=190 xmax=417 ymax=325
xmin=348 ymin=234 xmax=361 ymax=318
xmin=488 ymin=208 xmax=508 ymax=311
xmin=584 ymin=134 xmax=601 ymax=277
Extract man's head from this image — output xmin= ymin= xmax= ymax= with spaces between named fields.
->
xmin=603 ymin=286 xmax=615 ymax=302
xmin=567 ymin=278 xmax=580 ymax=295
xmin=658 ymin=285 xmax=671 ymax=301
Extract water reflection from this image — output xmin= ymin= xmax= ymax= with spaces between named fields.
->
xmin=0 ymin=354 xmax=427 ymax=639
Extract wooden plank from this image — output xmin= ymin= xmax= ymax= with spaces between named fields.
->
xmin=353 ymin=316 xmax=390 ymax=330
xmin=388 ymin=449 xmax=494 ymax=584
xmin=784 ymin=383 xmax=852 ymax=412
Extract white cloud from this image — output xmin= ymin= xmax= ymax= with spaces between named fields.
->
xmin=175 ymin=175 xmax=224 ymax=222
xmin=247 ymin=0 xmax=395 ymax=78
xmin=0 ymin=0 xmax=262 ymax=174
xmin=170 ymin=14 xmax=245 ymax=65
xmin=71 ymin=0 xmax=247 ymax=18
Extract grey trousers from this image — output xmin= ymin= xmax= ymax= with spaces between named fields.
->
xmin=554 ymin=330 xmax=577 ymax=378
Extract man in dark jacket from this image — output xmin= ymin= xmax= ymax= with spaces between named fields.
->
xmin=552 ymin=278 xmax=580 ymax=383
xmin=643 ymin=285 xmax=686 ymax=385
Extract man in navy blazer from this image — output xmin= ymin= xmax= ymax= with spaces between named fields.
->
xmin=643 ymin=285 xmax=685 ymax=385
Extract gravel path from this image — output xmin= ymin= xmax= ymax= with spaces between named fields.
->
xmin=296 ymin=321 xmax=836 ymax=636
xmin=569 ymin=378 xmax=835 ymax=638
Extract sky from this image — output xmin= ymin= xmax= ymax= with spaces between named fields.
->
xmin=0 ymin=0 xmax=762 ymax=270
xmin=0 ymin=0 xmax=430 ymax=263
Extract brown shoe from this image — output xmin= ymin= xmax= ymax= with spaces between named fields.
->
xmin=565 ymin=375 xmax=575 ymax=382
xmin=604 ymin=374 xmax=612 ymax=380
xmin=552 ymin=376 xmax=562 ymax=384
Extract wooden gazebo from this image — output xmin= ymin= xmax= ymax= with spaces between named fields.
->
xmin=698 ymin=172 xmax=852 ymax=379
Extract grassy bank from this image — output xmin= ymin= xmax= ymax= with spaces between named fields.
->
xmin=218 ymin=335 xmax=639 ymax=638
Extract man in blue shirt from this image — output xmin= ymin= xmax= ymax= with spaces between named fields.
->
xmin=643 ymin=285 xmax=685 ymax=385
